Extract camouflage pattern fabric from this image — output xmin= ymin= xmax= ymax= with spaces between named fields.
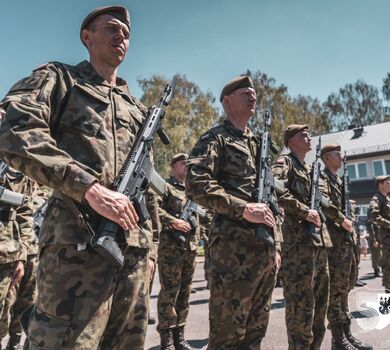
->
xmin=0 ymin=254 xmax=38 ymax=339
xmin=0 ymin=263 xmax=15 ymax=318
xmin=368 ymin=192 xmax=390 ymax=289
xmin=272 ymin=153 xmax=330 ymax=350
xmin=186 ymin=120 xmax=278 ymax=349
xmin=321 ymin=168 xmax=354 ymax=330
xmin=0 ymin=61 xmax=156 ymax=349
xmin=157 ymin=176 xmax=199 ymax=331
xmin=367 ymin=202 xmax=384 ymax=271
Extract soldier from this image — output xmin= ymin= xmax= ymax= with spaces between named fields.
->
xmin=186 ymin=76 xmax=280 ymax=349
xmin=0 ymin=169 xmax=35 ymax=347
xmin=0 ymin=6 xmax=157 ymax=349
xmin=0 ymin=183 xmax=44 ymax=350
xmin=272 ymin=125 xmax=332 ymax=350
xmin=368 ymin=175 xmax=390 ymax=293
xmin=157 ymin=153 xmax=199 ymax=350
xmin=366 ymin=205 xmax=383 ymax=278
xmin=321 ymin=145 xmax=372 ymax=350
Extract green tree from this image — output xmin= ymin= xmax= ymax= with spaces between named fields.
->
xmin=139 ymin=74 xmax=220 ymax=178
xmin=324 ymin=80 xmax=384 ymax=131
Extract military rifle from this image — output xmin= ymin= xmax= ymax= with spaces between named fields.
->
xmin=253 ymin=110 xmax=285 ymax=247
xmin=306 ymin=137 xmax=329 ymax=243
xmin=88 ymin=78 xmax=176 ymax=268
xmin=341 ymin=153 xmax=354 ymax=244
xmin=170 ymin=199 xmax=206 ymax=244
xmin=0 ymin=160 xmax=25 ymax=207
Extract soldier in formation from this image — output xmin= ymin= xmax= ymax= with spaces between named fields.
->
xmin=368 ymin=175 xmax=390 ymax=294
xmin=0 ymin=6 xmax=157 ymax=349
xmin=321 ymin=145 xmax=372 ymax=350
xmin=186 ymin=76 xmax=281 ymax=349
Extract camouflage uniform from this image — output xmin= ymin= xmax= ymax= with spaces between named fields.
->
xmin=368 ymin=192 xmax=390 ymax=290
xmin=366 ymin=206 xmax=383 ymax=274
xmin=157 ymin=177 xmax=199 ymax=331
xmin=272 ymin=153 xmax=332 ymax=350
xmin=199 ymin=210 xmax=213 ymax=286
xmin=0 ymin=169 xmax=35 ymax=339
xmin=0 ymin=61 xmax=156 ymax=349
xmin=186 ymin=120 xmax=278 ymax=350
xmin=321 ymin=168 xmax=354 ymax=332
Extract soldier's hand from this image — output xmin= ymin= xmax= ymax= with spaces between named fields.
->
xmin=373 ymin=240 xmax=379 ymax=248
xmin=341 ymin=218 xmax=353 ymax=233
xmin=171 ymin=219 xmax=191 ymax=233
xmin=304 ymin=210 xmax=321 ymax=227
xmin=243 ymin=203 xmax=276 ymax=227
xmin=85 ymin=183 xmax=139 ymax=231
xmin=10 ymin=261 xmax=25 ymax=288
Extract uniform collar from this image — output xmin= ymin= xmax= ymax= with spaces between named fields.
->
xmin=223 ymin=120 xmax=255 ymax=139
xmin=76 ymin=60 xmax=129 ymax=93
xmin=167 ymin=176 xmax=185 ymax=189
xmin=324 ymin=167 xmax=338 ymax=181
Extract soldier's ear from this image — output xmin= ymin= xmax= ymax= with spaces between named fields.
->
xmin=81 ymin=29 xmax=92 ymax=49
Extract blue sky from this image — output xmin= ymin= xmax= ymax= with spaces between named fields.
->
xmin=1 ymin=0 xmax=389 ymax=104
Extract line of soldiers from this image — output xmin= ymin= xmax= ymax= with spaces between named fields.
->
xmin=0 ymin=4 xmax=385 ymax=350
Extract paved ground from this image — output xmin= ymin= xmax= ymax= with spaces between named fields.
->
xmin=2 ymin=255 xmax=388 ymax=349
xmin=146 ymin=255 xmax=390 ymax=350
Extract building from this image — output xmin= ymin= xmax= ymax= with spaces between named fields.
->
xmin=305 ymin=121 xmax=390 ymax=224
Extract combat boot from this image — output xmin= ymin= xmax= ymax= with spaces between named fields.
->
xmin=343 ymin=323 xmax=373 ymax=350
xmin=6 ymin=334 xmax=22 ymax=350
xmin=160 ymin=328 xmax=175 ymax=350
xmin=173 ymin=326 xmax=193 ymax=350
xmin=331 ymin=327 xmax=357 ymax=350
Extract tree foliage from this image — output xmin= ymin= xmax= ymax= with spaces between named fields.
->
xmin=138 ymin=74 xmax=220 ymax=178
xmin=324 ymin=80 xmax=383 ymax=131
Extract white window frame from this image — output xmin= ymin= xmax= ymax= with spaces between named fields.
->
xmin=357 ymin=204 xmax=369 ymax=217
xmin=373 ymin=159 xmax=385 ymax=177
xmin=348 ymin=162 xmax=369 ymax=180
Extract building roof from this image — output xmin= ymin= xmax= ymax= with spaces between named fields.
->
xmin=303 ymin=121 xmax=390 ymax=163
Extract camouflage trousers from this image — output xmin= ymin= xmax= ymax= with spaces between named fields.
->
xmin=26 ymin=244 xmax=149 ymax=350
xmin=382 ymin=244 xmax=390 ymax=289
xmin=0 ymin=262 xmax=16 ymax=317
xmin=157 ymin=245 xmax=197 ymax=330
xmin=0 ymin=254 xmax=38 ymax=340
xmin=327 ymin=244 xmax=353 ymax=330
xmin=349 ymin=244 xmax=360 ymax=291
xmin=207 ymin=238 xmax=276 ymax=350
xmin=281 ymin=245 xmax=329 ymax=350
xmin=368 ymin=241 xmax=383 ymax=271
xmin=204 ymin=243 xmax=210 ymax=286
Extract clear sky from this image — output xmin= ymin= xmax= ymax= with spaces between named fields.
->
xmin=1 ymin=0 xmax=389 ymax=104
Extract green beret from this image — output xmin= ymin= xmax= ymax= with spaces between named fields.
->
xmin=80 ymin=6 xmax=130 ymax=43
xmin=284 ymin=124 xmax=309 ymax=146
xmin=220 ymin=76 xmax=254 ymax=102
xmin=376 ymin=175 xmax=390 ymax=187
xmin=171 ymin=153 xmax=188 ymax=166
xmin=320 ymin=144 xmax=341 ymax=158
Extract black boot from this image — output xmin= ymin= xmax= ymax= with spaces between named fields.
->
xmin=343 ymin=324 xmax=373 ymax=350
xmin=173 ymin=326 xmax=193 ymax=350
xmin=374 ymin=268 xmax=383 ymax=278
xmin=331 ymin=327 xmax=357 ymax=350
xmin=148 ymin=314 xmax=157 ymax=325
xmin=160 ymin=328 xmax=176 ymax=350
xmin=6 ymin=334 xmax=22 ymax=350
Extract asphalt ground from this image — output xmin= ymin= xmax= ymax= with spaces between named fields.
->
xmin=146 ymin=254 xmax=389 ymax=350
xmin=2 ymin=254 xmax=388 ymax=349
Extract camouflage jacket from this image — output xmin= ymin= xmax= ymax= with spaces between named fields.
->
xmin=321 ymin=167 xmax=351 ymax=247
xmin=272 ymin=153 xmax=332 ymax=248
xmin=185 ymin=120 xmax=282 ymax=248
xmin=0 ymin=61 xmax=154 ymax=250
xmin=158 ymin=176 xmax=200 ymax=252
xmin=366 ymin=205 xmax=380 ymax=243
xmin=0 ymin=169 xmax=35 ymax=264
xmin=368 ymin=191 xmax=390 ymax=245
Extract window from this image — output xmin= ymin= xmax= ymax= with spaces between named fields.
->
xmin=372 ymin=159 xmax=390 ymax=177
xmin=347 ymin=162 xmax=368 ymax=180
xmin=358 ymin=204 xmax=369 ymax=216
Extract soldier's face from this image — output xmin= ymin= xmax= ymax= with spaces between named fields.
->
xmin=326 ymin=151 xmax=342 ymax=169
xmin=380 ymin=179 xmax=390 ymax=194
xmin=227 ymin=87 xmax=257 ymax=118
xmin=290 ymin=131 xmax=311 ymax=153
xmin=84 ymin=15 xmax=130 ymax=67
xmin=172 ymin=160 xmax=187 ymax=179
